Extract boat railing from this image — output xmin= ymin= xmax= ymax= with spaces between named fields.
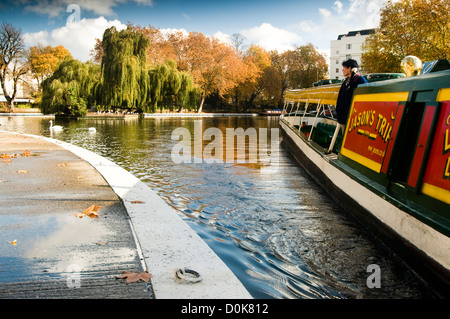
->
xmin=282 ymin=85 xmax=341 ymax=152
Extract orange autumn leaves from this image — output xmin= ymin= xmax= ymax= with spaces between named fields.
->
xmin=116 ymin=271 xmax=153 ymax=284
xmin=2 ymin=150 xmax=32 ymax=174
xmin=74 ymin=207 xmax=154 ymax=284
xmin=74 ymin=205 xmax=101 ymax=218
xmin=2 ymin=151 xmax=101 ymax=219
xmin=2 ymin=150 xmax=31 ymax=163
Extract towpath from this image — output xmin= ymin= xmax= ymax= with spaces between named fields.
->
xmin=0 ymin=131 xmax=252 ymax=299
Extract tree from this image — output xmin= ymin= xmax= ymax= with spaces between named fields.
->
xmin=100 ymin=26 xmax=150 ymax=109
xmin=289 ymin=43 xmax=328 ymax=88
xmin=230 ymin=33 xmax=247 ymax=57
xmin=238 ymin=44 xmax=271 ymax=109
xmin=90 ymin=26 xmax=199 ymax=113
xmin=182 ymin=32 xmax=247 ymax=112
xmin=362 ymin=0 xmax=450 ymax=73
xmin=125 ymin=25 xmax=250 ymax=112
xmin=259 ymin=65 xmax=282 ymax=106
xmin=269 ymin=44 xmax=327 ymax=105
xmin=28 ymin=44 xmax=72 ymax=88
xmin=41 ymin=58 xmax=100 ymax=116
xmin=270 ymin=51 xmax=291 ymax=107
xmin=146 ymin=59 xmax=198 ymax=112
xmin=90 ymin=38 xmax=103 ymax=64
xmin=0 ymin=22 xmax=29 ymax=112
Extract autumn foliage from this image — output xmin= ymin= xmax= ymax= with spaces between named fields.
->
xmin=41 ymin=24 xmax=328 ymax=114
xmin=361 ymin=0 xmax=450 ymax=74
xmin=29 ymin=45 xmax=72 ymax=87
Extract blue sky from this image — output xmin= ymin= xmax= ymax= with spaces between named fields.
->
xmin=0 ymin=0 xmax=388 ymax=63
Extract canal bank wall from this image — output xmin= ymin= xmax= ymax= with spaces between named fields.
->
xmin=0 ymin=131 xmax=252 ymax=299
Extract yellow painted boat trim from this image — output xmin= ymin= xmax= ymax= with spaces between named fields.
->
xmin=421 ymin=182 xmax=450 ymax=205
xmin=353 ymin=92 xmax=409 ymax=102
xmin=437 ymin=88 xmax=450 ymax=102
xmin=340 ymin=147 xmax=382 ymax=172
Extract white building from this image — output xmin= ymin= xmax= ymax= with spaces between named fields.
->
xmin=0 ymin=74 xmax=38 ymax=104
xmin=330 ymin=29 xmax=375 ymax=80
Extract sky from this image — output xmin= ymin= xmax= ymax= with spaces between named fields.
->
xmin=0 ymin=0 xmax=390 ymax=64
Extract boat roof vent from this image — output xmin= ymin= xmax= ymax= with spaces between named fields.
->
xmin=421 ymin=59 xmax=450 ymax=75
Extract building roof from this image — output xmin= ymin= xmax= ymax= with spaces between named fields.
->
xmin=337 ymin=29 xmax=375 ymax=40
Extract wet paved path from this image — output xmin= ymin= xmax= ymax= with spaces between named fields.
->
xmin=0 ymin=132 xmax=152 ymax=298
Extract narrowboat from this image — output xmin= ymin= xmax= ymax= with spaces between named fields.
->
xmin=279 ymin=58 xmax=450 ymax=294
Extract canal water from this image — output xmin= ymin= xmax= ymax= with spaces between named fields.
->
xmin=0 ymin=115 xmax=437 ymax=298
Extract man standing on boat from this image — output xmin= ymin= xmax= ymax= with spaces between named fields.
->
xmin=327 ymin=59 xmax=367 ymax=154
xmin=336 ymin=59 xmax=368 ymax=125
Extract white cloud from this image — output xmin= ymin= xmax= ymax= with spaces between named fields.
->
xmin=213 ymin=31 xmax=232 ymax=45
xmin=159 ymin=28 xmax=189 ymax=38
xmin=241 ymin=23 xmax=302 ymax=52
xmin=289 ymin=0 xmax=388 ymax=52
xmin=319 ymin=8 xmax=331 ymax=19
xmin=22 ymin=30 xmax=51 ymax=47
xmin=23 ymin=17 xmax=127 ymax=62
xmin=333 ymin=1 xmax=343 ymax=13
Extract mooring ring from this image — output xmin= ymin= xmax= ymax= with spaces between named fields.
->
xmin=174 ymin=268 xmax=202 ymax=283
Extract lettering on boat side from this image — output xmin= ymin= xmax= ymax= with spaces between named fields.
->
xmin=347 ymin=105 xmax=395 ymax=144
xmin=420 ymin=102 xmax=450 ymax=203
xmin=366 ymin=264 xmax=381 ymax=289
xmin=444 ymin=113 xmax=450 ymax=179
xmin=171 ymin=120 xmax=279 ymax=168
xmin=341 ymin=101 xmax=400 ymax=172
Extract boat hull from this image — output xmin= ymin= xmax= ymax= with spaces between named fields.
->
xmin=279 ymin=118 xmax=450 ymax=295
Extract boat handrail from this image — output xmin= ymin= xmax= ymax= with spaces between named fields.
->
xmin=282 ymin=86 xmax=343 ymax=152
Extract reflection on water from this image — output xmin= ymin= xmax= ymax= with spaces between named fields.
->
xmin=0 ymin=116 xmax=435 ymax=298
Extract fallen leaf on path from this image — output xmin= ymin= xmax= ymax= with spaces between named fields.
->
xmin=2 ymin=154 xmax=17 ymax=162
xmin=73 ymin=205 xmax=101 ymax=218
xmin=23 ymin=150 xmax=31 ymax=157
xmin=96 ymin=241 xmax=108 ymax=245
xmin=57 ymin=163 xmax=67 ymax=167
xmin=116 ymin=271 xmax=152 ymax=283
xmin=2 ymin=154 xmax=17 ymax=159
xmin=83 ymin=205 xmax=101 ymax=218
xmin=17 ymin=170 xmax=28 ymax=174
xmin=8 ymin=240 xmax=17 ymax=245
xmin=130 ymin=200 xmax=145 ymax=204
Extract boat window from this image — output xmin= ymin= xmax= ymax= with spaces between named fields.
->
xmin=390 ymin=102 xmax=425 ymax=183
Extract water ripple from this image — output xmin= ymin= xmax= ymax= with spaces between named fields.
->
xmin=0 ymin=116 xmax=436 ymax=299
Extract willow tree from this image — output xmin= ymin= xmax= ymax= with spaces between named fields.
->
xmin=100 ymin=26 xmax=150 ymax=110
xmin=146 ymin=59 xmax=197 ymax=112
xmin=41 ymin=58 xmax=100 ymax=116
xmin=177 ymin=71 xmax=200 ymax=112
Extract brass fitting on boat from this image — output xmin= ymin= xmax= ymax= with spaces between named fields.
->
xmin=401 ymin=56 xmax=422 ymax=76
